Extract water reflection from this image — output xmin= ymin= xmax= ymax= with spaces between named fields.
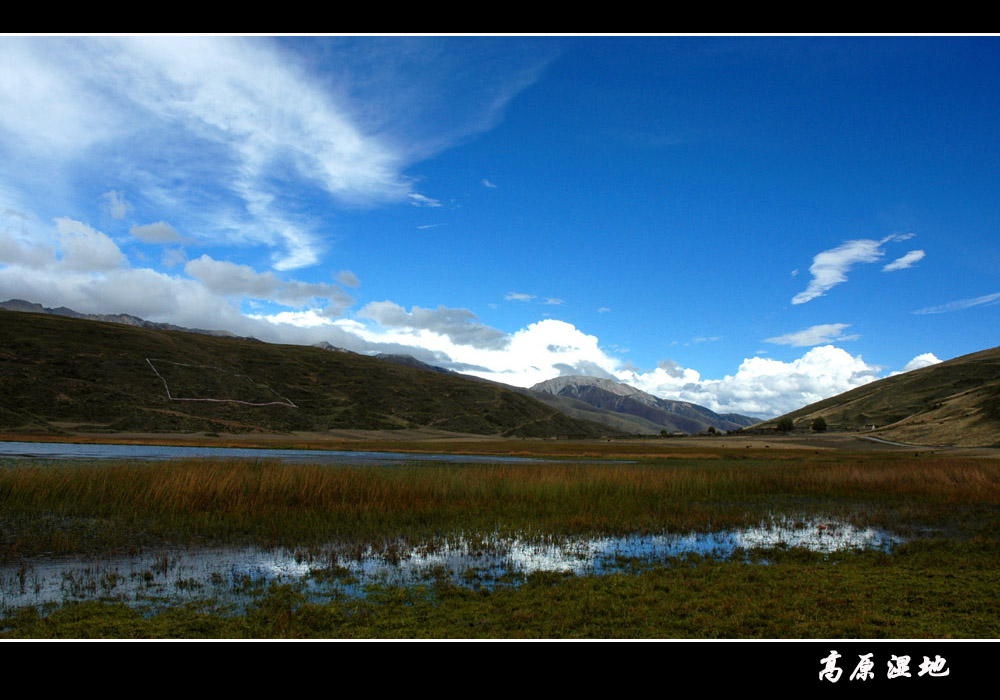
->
xmin=0 ymin=517 xmax=902 ymax=613
xmin=0 ymin=440 xmax=598 ymax=465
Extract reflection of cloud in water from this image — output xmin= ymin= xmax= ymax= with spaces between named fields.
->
xmin=0 ymin=518 xmax=903 ymax=612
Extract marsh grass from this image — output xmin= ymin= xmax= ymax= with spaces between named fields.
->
xmin=3 ymin=453 xmax=1000 ymax=638
xmin=2 ymin=455 xmax=999 ymax=559
xmin=5 ymin=545 xmax=999 ymax=639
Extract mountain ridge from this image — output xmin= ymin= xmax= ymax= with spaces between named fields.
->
xmin=751 ymin=345 xmax=1000 ymax=447
xmin=0 ymin=308 xmax=612 ymax=439
xmin=531 ymin=375 xmax=758 ymax=434
xmin=0 ymin=299 xmax=245 ymax=339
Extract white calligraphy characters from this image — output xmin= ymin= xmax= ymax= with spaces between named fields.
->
xmin=850 ymin=653 xmax=875 ymax=681
xmin=820 ymin=651 xmax=950 ymax=682
xmin=887 ymin=655 xmax=911 ymax=679
xmin=819 ymin=650 xmax=843 ymax=682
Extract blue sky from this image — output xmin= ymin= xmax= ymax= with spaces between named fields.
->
xmin=1 ymin=35 xmax=998 ymax=418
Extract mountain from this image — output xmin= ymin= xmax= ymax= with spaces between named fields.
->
xmin=530 ymin=375 xmax=758 ymax=435
xmin=0 ymin=299 xmax=243 ymax=339
xmin=0 ymin=308 xmax=611 ymax=438
xmin=371 ymin=353 xmax=456 ymax=375
xmin=752 ymin=345 xmax=1000 ymax=447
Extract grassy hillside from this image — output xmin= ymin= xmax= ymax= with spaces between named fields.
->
xmin=0 ymin=310 xmax=608 ymax=438
xmin=752 ymin=345 xmax=1000 ymax=447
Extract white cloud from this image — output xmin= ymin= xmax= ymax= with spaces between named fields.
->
xmin=505 ymin=292 xmax=536 ymax=302
xmin=0 ymin=37 xmax=414 ymax=272
xmin=408 ymin=193 xmax=442 ymax=207
xmin=544 ymin=298 xmax=565 ymax=305
xmin=358 ymin=301 xmax=509 ymax=350
xmin=55 ymin=218 xmax=126 ymax=272
xmin=792 ymin=239 xmax=884 ymax=304
xmin=337 ymin=270 xmax=361 ymax=288
xmin=184 ymin=254 xmax=353 ymax=311
xmin=617 ymin=345 xmax=882 ymax=418
xmin=0 ymin=224 xmax=900 ymax=419
xmin=913 ymin=292 xmax=1000 ymax=315
xmin=883 ymin=249 xmax=925 ymax=272
xmin=0 ymin=230 xmax=54 ymax=267
xmin=102 ymin=190 xmax=133 ymax=220
xmin=891 ymin=352 xmax=942 ymax=375
xmin=765 ymin=323 xmax=860 ymax=347
xmin=482 ymin=179 xmax=497 ymax=188
xmin=130 ymin=221 xmax=182 ymax=243
xmin=162 ymin=248 xmax=186 ymax=268
xmin=792 ymin=233 xmax=917 ymax=304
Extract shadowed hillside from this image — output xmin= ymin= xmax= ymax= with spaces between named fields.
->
xmin=0 ymin=309 xmax=609 ymax=438
xmin=751 ymin=345 xmax=1000 ymax=447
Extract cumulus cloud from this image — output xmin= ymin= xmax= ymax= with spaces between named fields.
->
xmin=891 ymin=352 xmax=942 ymax=376
xmin=913 ymin=292 xmax=1000 ymax=315
xmin=130 ymin=221 xmax=182 ymax=243
xmin=553 ymin=361 xmax=616 ymax=379
xmin=792 ymin=233 xmax=917 ymax=305
xmin=55 ymin=218 xmax=126 ymax=272
xmin=656 ymin=358 xmax=686 ymax=379
xmin=883 ymin=249 xmax=925 ymax=272
xmin=0 ymin=222 xmax=905 ymax=419
xmin=618 ymin=345 xmax=882 ymax=418
xmin=358 ymin=301 xmax=509 ymax=350
xmin=337 ymin=270 xmax=361 ymax=288
xmin=0 ymin=230 xmax=54 ymax=267
xmin=184 ymin=254 xmax=353 ymax=311
xmin=765 ymin=323 xmax=860 ymax=347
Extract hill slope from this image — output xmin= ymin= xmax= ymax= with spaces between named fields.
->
xmin=752 ymin=345 xmax=1000 ymax=447
xmin=0 ymin=309 xmax=609 ymax=438
xmin=530 ymin=376 xmax=758 ymax=434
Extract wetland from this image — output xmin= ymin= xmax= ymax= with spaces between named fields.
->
xmin=1 ymin=438 xmax=999 ymax=638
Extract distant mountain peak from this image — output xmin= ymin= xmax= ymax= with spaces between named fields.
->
xmin=532 ymin=375 xmax=648 ymax=399
xmin=530 ymin=374 xmax=758 ymax=434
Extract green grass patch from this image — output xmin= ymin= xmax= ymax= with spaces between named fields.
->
xmin=3 ymin=453 xmax=999 ymax=638
xmin=5 ymin=544 xmax=998 ymax=639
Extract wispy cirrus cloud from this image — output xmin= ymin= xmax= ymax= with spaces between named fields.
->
xmin=102 ymin=191 xmax=133 ymax=220
xmin=913 ymin=291 xmax=1000 ymax=315
xmin=792 ymin=233 xmax=920 ymax=304
xmin=505 ymin=292 xmax=536 ymax=302
xmin=1 ymin=37 xmax=554 ymax=273
xmin=408 ymin=193 xmax=442 ymax=207
xmin=883 ymin=249 xmax=925 ymax=272
xmin=765 ymin=323 xmax=859 ymax=347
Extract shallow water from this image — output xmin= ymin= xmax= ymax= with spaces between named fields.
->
xmin=0 ymin=517 xmax=903 ymax=613
xmin=0 ymin=440 xmax=609 ymax=465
